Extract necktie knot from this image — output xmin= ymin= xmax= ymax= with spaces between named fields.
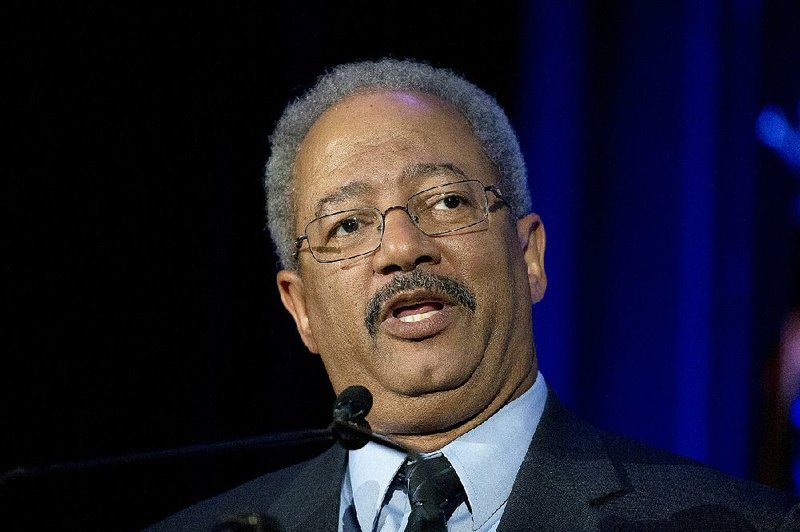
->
xmin=403 ymin=453 xmax=466 ymax=532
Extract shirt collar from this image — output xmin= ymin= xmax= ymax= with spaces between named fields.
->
xmin=347 ymin=436 xmax=406 ymax=531
xmin=345 ymin=372 xmax=547 ymax=531
xmin=441 ymin=373 xmax=546 ymax=528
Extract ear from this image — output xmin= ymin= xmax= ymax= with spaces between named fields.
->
xmin=276 ymin=269 xmax=320 ymax=354
xmin=516 ymin=213 xmax=547 ymax=304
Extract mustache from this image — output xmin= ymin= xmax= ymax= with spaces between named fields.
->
xmin=364 ymin=270 xmax=477 ymax=338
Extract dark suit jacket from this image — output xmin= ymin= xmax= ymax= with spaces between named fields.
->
xmin=147 ymin=392 xmax=800 ymax=531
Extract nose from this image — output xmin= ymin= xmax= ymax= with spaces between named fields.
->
xmin=371 ymin=207 xmax=441 ymax=274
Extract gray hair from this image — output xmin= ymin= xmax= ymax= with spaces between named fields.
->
xmin=265 ymin=58 xmax=531 ymax=270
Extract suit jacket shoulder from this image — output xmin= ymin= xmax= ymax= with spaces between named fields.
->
xmin=145 ymin=444 xmax=346 ymax=531
xmin=500 ymin=390 xmax=800 ymax=531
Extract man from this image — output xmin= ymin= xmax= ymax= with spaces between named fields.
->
xmin=149 ymin=59 xmax=799 ymax=531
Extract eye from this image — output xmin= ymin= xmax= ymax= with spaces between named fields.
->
xmin=333 ymin=217 xmax=362 ymax=236
xmin=433 ymin=194 xmax=467 ymax=210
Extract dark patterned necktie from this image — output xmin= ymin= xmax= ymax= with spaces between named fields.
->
xmin=403 ymin=453 xmax=467 ymax=532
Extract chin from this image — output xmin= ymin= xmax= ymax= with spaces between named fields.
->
xmin=371 ymin=381 xmax=486 ymax=436
xmin=381 ymin=364 xmax=475 ymax=397
xmin=378 ymin=342 xmax=481 ymax=389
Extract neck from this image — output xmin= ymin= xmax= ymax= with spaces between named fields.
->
xmin=389 ymin=366 xmax=537 ymax=453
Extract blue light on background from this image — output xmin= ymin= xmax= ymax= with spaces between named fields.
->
xmin=757 ymin=103 xmax=800 ymax=171
xmin=789 ymin=396 xmax=800 ymax=428
xmin=514 ymin=0 xmax=794 ymax=482
xmin=795 ymin=196 xmax=800 ymax=224
xmin=791 ymin=397 xmax=800 ymax=490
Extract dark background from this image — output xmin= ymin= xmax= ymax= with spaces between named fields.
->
xmin=4 ymin=2 xmax=800 ymax=530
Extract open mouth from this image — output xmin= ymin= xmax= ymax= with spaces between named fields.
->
xmin=392 ymin=301 xmax=445 ymax=323
xmin=373 ymin=292 xmax=456 ymax=340
xmin=364 ymin=270 xmax=477 ymax=339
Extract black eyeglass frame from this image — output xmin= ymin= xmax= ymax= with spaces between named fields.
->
xmin=293 ymin=179 xmax=510 ymax=264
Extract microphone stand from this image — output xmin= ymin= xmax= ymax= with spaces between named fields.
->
xmin=2 ymin=386 xmax=411 ymax=531
xmin=0 ymin=428 xmax=335 ymax=486
xmin=1 ymin=385 xmax=411 ymax=487
xmin=1 ymin=423 xmax=410 ymax=487
xmin=329 ymin=419 xmax=409 ymax=453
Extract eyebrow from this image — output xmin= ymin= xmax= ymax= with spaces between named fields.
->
xmin=401 ymin=162 xmax=467 ymax=181
xmin=314 ymin=180 xmax=373 ymax=216
xmin=313 ymin=162 xmax=468 ymax=216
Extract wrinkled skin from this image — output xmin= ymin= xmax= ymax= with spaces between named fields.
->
xmin=277 ymin=90 xmax=546 ymax=451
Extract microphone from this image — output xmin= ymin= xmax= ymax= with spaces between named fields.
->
xmin=331 ymin=385 xmax=372 ymax=450
xmin=329 ymin=386 xmax=408 ymax=453
xmin=332 ymin=385 xmax=373 ymax=425
xmin=212 ymin=387 xmax=410 ymax=532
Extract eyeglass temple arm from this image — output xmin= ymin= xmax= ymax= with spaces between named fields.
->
xmin=293 ymin=235 xmax=308 ymax=259
xmin=485 ymin=185 xmax=516 ymax=217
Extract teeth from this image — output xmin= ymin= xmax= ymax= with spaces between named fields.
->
xmin=398 ymin=310 xmax=439 ymax=323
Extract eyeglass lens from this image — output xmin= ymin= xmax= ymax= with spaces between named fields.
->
xmin=305 ymin=180 xmax=489 ymax=262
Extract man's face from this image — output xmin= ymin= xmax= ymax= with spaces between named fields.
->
xmin=277 ymin=90 xmax=545 ymax=445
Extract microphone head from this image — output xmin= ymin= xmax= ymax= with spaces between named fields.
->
xmin=332 ymin=385 xmax=373 ymax=424
xmin=332 ymin=385 xmax=373 ymax=450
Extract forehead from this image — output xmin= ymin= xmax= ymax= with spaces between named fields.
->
xmin=291 ymin=90 xmax=495 ymax=223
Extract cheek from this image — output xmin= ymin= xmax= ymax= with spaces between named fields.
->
xmin=458 ymin=228 xmax=526 ymax=313
xmin=303 ymin=271 xmax=378 ymax=392
xmin=456 ymin=225 xmax=518 ymax=276
xmin=305 ymin=272 xmax=368 ymax=345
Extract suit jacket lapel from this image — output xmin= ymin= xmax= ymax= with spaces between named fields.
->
xmin=498 ymin=390 xmax=628 ymax=531
xmin=266 ymin=445 xmax=348 ymax=531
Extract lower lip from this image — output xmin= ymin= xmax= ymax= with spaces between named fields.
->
xmin=380 ymin=305 xmax=458 ymax=340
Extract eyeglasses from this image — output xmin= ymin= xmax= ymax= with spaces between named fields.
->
xmin=294 ymin=179 xmax=508 ymax=263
